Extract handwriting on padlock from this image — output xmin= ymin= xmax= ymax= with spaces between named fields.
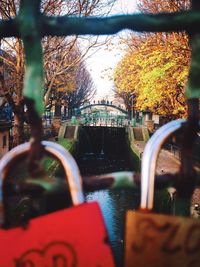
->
xmin=131 ymin=217 xmax=200 ymax=254
xmin=14 ymin=241 xmax=77 ymax=267
xmin=125 ymin=212 xmax=200 ymax=267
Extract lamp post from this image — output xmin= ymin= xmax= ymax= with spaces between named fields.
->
xmin=131 ymin=94 xmax=133 ymax=121
xmin=130 ymin=93 xmax=136 ymax=127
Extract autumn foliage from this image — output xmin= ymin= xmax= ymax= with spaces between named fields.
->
xmin=114 ymin=0 xmax=191 ymax=118
xmin=0 ymin=0 xmax=116 ymax=145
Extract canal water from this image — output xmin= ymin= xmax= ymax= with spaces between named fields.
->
xmin=76 ymin=127 xmax=140 ymax=266
xmin=76 ymin=126 xmax=171 ymax=266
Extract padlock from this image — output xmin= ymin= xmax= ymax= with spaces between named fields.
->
xmin=0 ymin=140 xmax=115 ymax=267
xmin=125 ymin=119 xmax=200 ymax=267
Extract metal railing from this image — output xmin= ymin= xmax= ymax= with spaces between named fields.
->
xmin=0 ymin=0 xmax=199 ymax=200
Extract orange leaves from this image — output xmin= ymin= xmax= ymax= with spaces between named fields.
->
xmin=114 ymin=0 xmax=191 ymax=118
xmin=114 ymin=31 xmax=190 ymax=117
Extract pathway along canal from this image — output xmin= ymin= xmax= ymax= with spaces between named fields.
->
xmin=76 ymin=126 xmax=170 ymax=266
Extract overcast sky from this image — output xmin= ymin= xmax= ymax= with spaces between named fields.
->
xmin=80 ymin=0 xmax=137 ymax=101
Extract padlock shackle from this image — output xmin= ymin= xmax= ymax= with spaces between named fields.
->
xmin=0 ymin=141 xmax=84 ymax=206
xmin=141 ymin=119 xmax=186 ymax=210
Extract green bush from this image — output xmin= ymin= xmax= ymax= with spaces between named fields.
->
xmin=44 ymin=138 xmax=75 ymax=177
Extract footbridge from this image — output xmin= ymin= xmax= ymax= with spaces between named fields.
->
xmin=76 ymin=103 xmax=128 ymax=115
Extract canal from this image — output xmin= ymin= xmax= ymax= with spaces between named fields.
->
xmin=76 ymin=126 xmax=170 ymax=266
xmin=77 ymin=126 xmax=139 ymax=266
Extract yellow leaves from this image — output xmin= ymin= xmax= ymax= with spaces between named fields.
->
xmin=114 ymin=33 xmax=190 ymax=118
xmin=56 ymin=80 xmax=76 ymax=93
xmin=57 ymin=87 xmax=65 ymax=92
xmin=66 ymin=80 xmax=76 ymax=92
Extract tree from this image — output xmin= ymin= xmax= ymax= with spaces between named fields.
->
xmin=65 ymin=61 xmax=95 ymax=117
xmin=113 ymin=89 xmax=136 ymax=118
xmin=0 ymin=8 xmax=24 ymax=146
xmin=114 ymin=0 xmax=190 ymax=118
xmin=46 ymin=44 xmax=95 ymax=117
xmin=0 ymin=0 xmax=117 ymax=145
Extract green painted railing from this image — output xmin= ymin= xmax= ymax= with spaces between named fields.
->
xmin=0 ymin=0 xmax=200 ymax=216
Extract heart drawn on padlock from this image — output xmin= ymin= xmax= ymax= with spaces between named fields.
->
xmin=14 ymin=241 xmax=77 ymax=267
xmin=0 ymin=141 xmax=115 ymax=267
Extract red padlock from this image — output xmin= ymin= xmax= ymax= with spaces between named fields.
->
xmin=0 ymin=141 xmax=115 ymax=267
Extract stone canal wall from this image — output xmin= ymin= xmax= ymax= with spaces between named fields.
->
xmin=58 ymin=123 xmax=79 ymax=140
xmin=127 ymin=126 xmax=149 ymax=160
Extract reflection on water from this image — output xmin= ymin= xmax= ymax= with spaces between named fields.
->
xmin=78 ymin=151 xmax=170 ymax=266
xmin=77 ymin=127 xmax=140 ymax=266
xmin=85 ymin=189 xmax=140 ymax=267
xmin=79 ymin=153 xmax=132 ymax=176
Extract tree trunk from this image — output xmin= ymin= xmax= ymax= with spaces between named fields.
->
xmin=5 ymin=93 xmax=25 ymax=147
xmin=54 ymin=104 xmax=62 ymax=117
xmin=12 ymin=111 xmax=24 ymax=147
xmin=12 ymin=39 xmax=25 ymax=147
xmin=63 ymin=105 xmax=67 ymax=117
xmin=67 ymin=108 xmax=73 ymax=119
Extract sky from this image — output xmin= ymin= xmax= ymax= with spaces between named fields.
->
xmin=80 ymin=0 xmax=137 ymax=102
